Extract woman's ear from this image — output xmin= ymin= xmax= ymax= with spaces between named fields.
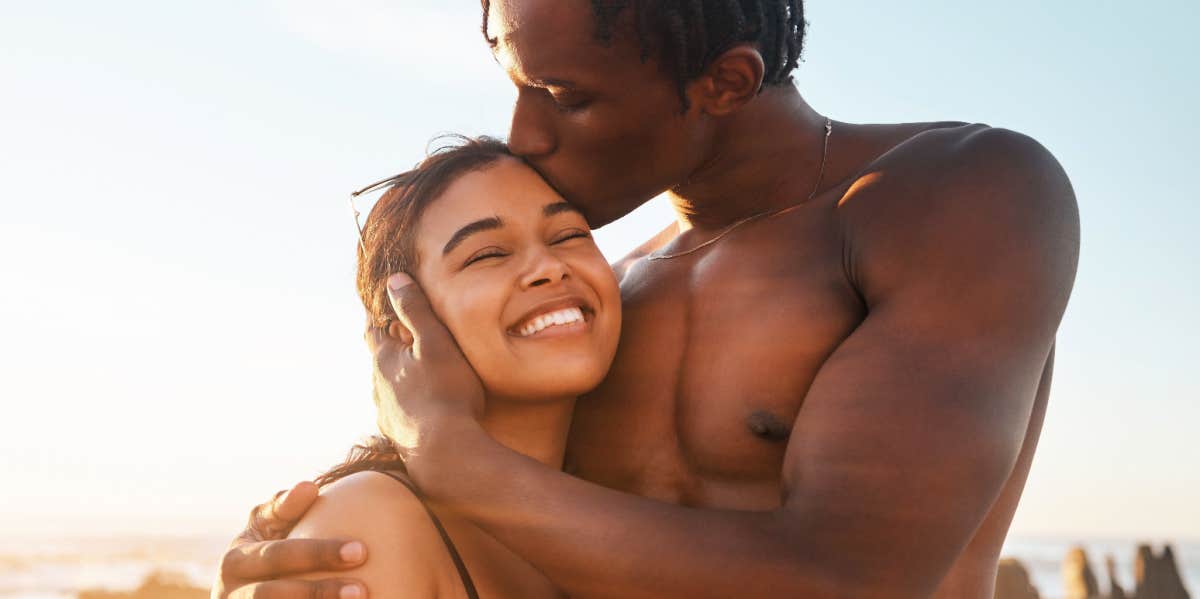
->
xmin=688 ymin=45 xmax=766 ymax=117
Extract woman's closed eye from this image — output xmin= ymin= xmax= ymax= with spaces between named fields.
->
xmin=464 ymin=247 xmax=509 ymax=267
xmin=461 ymin=230 xmax=589 ymax=268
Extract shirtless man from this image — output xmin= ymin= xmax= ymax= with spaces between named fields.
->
xmin=214 ymin=1 xmax=1079 ymax=597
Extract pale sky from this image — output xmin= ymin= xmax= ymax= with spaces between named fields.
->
xmin=1 ymin=0 xmax=1197 ymax=541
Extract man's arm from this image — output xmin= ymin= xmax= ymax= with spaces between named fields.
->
xmin=385 ymin=127 xmax=1079 ymax=598
xmin=212 ymin=481 xmax=369 ymax=599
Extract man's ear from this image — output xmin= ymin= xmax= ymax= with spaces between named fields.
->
xmin=688 ymin=45 xmax=765 ymax=117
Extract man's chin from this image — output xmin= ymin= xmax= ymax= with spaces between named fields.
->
xmin=583 ymin=207 xmax=621 ymax=229
xmin=535 ymin=169 xmax=654 ymax=226
xmin=574 ymin=193 xmax=655 ymax=229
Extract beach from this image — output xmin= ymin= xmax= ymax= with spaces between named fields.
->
xmin=0 ymin=534 xmax=1193 ymax=598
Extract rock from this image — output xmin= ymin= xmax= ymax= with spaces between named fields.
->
xmin=996 ymin=557 xmax=1041 ymax=599
xmin=1107 ymin=554 xmax=1129 ymax=599
xmin=77 ymin=570 xmax=209 ymax=599
xmin=1064 ymin=546 xmax=1102 ymax=598
xmin=1134 ymin=543 xmax=1191 ymax=599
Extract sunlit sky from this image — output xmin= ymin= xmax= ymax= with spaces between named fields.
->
xmin=1 ymin=1 xmax=1197 ymax=541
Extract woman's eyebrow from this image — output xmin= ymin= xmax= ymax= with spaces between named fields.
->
xmin=443 ymin=217 xmax=503 ymax=256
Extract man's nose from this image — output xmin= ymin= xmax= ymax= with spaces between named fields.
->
xmin=508 ymin=91 xmax=556 ymax=158
xmin=520 ymin=248 xmax=570 ymax=289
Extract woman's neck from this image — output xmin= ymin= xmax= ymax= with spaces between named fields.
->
xmin=479 ymin=395 xmax=575 ymax=469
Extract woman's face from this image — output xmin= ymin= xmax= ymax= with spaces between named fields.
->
xmin=410 ymin=157 xmax=621 ymax=402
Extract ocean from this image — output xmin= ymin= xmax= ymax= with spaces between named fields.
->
xmin=0 ymin=534 xmax=1194 ymax=598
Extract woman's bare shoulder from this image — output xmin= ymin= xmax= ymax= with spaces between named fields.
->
xmin=288 ymin=470 xmax=461 ymax=599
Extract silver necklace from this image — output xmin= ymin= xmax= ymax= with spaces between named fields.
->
xmin=646 ymin=117 xmax=833 ymax=262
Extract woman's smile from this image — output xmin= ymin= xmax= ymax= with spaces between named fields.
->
xmin=508 ymin=297 xmax=595 ymax=338
xmin=408 ymin=155 xmax=622 ymax=402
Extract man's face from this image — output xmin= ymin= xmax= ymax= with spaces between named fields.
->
xmin=487 ymin=0 xmax=709 ymax=227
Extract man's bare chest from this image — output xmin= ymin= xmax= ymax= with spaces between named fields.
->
xmin=568 ymin=215 xmax=865 ymax=508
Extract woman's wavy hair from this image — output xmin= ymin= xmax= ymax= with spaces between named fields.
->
xmin=313 ymin=434 xmax=408 ymax=486
xmin=356 ymin=135 xmax=512 ymax=329
xmin=321 ymin=135 xmax=512 ymax=485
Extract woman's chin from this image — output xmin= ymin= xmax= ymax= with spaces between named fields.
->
xmin=484 ymin=367 xmax=607 ymax=403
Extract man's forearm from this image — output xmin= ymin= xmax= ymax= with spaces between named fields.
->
xmin=411 ymin=424 xmax=840 ymax=599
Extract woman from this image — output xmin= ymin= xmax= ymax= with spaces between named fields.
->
xmin=287 ymin=136 xmax=622 ymax=598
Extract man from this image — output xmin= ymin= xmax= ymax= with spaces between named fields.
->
xmin=215 ymin=1 xmax=1079 ymax=597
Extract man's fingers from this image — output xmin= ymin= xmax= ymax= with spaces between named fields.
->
xmin=222 ymin=538 xmax=368 ymax=581
xmin=271 ymin=481 xmax=319 ymax=523
xmin=244 ymin=482 xmax=319 ymax=542
xmin=227 ymin=578 xmax=366 ymax=599
xmin=385 ymin=273 xmax=449 ymax=354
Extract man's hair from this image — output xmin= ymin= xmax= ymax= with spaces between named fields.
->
xmin=482 ymin=1 xmax=807 ymax=106
xmin=356 ymin=136 xmax=511 ymax=328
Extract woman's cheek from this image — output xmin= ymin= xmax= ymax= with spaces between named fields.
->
xmin=442 ymin=289 xmax=504 ymax=371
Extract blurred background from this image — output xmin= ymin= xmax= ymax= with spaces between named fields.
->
xmin=1 ymin=1 xmax=1196 ymax=597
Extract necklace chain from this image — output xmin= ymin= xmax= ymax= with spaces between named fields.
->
xmin=646 ymin=117 xmax=833 ymax=262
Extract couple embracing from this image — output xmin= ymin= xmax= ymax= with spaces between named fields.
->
xmin=214 ymin=1 xmax=1080 ymax=597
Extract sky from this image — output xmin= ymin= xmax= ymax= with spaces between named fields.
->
xmin=0 ymin=0 xmax=1197 ymax=542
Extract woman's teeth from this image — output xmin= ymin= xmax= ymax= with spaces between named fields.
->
xmin=518 ymin=307 xmax=585 ymax=337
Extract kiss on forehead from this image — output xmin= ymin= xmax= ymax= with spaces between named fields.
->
xmin=216 ymin=2 xmax=1080 ymax=598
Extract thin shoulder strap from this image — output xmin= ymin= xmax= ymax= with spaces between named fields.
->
xmin=378 ymin=470 xmax=480 ymax=599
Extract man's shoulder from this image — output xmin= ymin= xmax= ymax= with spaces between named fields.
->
xmin=865 ymin=123 xmax=1068 ymax=196
xmin=837 ymin=123 xmax=1079 ymax=297
xmin=840 ymin=123 xmax=1074 ymax=227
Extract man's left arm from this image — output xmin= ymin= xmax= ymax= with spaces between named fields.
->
xmin=382 ymin=128 xmax=1080 ymax=598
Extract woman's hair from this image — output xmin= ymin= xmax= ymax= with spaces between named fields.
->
xmin=313 ymin=434 xmax=408 ymax=486
xmin=357 ymin=135 xmax=512 ymax=328
xmin=319 ymin=135 xmax=512 ymax=487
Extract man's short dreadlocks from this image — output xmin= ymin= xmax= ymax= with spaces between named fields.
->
xmin=482 ymin=1 xmax=807 ymax=108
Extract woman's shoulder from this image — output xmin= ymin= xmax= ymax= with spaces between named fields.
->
xmin=288 ymin=470 xmax=465 ymax=598
xmin=302 ymin=469 xmax=430 ymax=523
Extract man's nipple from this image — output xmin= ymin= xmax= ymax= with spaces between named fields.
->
xmin=746 ymin=410 xmax=791 ymax=443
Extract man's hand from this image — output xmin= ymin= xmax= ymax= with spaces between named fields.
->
xmin=370 ymin=273 xmax=486 ymax=483
xmin=212 ymin=481 xmax=368 ymax=599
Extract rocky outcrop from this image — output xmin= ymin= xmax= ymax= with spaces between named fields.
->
xmin=1134 ymin=544 xmax=1191 ymax=599
xmin=995 ymin=544 xmax=1191 ymax=599
xmin=1064 ymin=546 xmax=1102 ymax=598
xmin=996 ymin=558 xmax=1042 ymax=599
xmin=1107 ymin=554 xmax=1129 ymax=599
xmin=78 ymin=571 xmax=208 ymax=599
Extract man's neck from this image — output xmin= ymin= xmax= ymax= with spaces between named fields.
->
xmin=667 ymin=88 xmax=830 ymax=231
xmin=479 ymin=396 xmax=575 ymax=469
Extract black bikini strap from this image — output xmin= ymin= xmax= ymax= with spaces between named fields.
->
xmin=379 ymin=470 xmax=480 ymax=599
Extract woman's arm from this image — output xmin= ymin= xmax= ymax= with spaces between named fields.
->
xmin=287 ymin=471 xmax=460 ymax=599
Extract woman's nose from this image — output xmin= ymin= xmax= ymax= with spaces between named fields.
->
xmin=508 ymin=91 xmax=556 ymax=158
xmin=520 ymin=248 xmax=570 ymax=289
